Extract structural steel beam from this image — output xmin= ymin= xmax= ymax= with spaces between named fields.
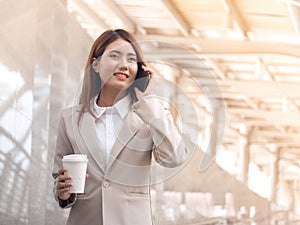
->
xmin=159 ymin=0 xmax=190 ymax=36
xmin=137 ymin=35 xmax=300 ymax=58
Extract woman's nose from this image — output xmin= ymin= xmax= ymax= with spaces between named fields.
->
xmin=118 ymin=58 xmax=129 ymax=70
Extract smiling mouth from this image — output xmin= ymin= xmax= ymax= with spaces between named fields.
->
xmin=113 ymin=72 xmax=129 ymax=78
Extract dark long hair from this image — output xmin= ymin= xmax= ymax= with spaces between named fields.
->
xmin=78 ymin=29 xmax=146 ymax=124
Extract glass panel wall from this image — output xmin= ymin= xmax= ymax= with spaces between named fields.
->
xmin=0 ymin=0 xmax=92 ymax=224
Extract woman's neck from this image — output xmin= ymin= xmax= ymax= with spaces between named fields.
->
xmin=97 ymin=88 xmax=127 ymax=107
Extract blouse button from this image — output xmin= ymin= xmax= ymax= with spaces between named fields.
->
xmin=103 ymin=181 xmax=110 ymax=188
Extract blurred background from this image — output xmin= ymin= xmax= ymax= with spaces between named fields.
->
xmin=0 ymin=0 xmax=300 ymax=224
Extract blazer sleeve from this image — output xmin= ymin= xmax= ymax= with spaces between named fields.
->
xmin=132 ymin=96 xmax=189 ymax=168
xmin=52 ymin=110 xmax=77 ymax=208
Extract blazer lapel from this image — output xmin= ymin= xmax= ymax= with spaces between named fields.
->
xmin=106 ymin=110 xmax=143 ymax=170
xmin=78 ymin=111 xmax=106 ymax=172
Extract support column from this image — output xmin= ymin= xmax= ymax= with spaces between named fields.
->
xmin=270 ymin=147 xmax=280 ymax=204
xmin=239 ymin=126 xmax=251 ymax=184
xmin=293 ymin=180 xmax=300 ymax=215
xmin=200 ymin=98 xmax=225 ymax=171
xmin=207 ymin=115 xmax=217 ymax=158
xmin=240 ymin=136 xmax=250 ymax=184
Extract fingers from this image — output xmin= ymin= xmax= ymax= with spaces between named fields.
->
xmin=58 ymin=167 xmax=72 ymax=182
xmin=56 ymin=167 xmax=72 ymax=200
xmin=141 ymin=66 xmax=155 ymax=78
xmin=58 ymin=167 xmax=67 ymax=175
xmin=57 ymin=180 xmax=72 ymax=192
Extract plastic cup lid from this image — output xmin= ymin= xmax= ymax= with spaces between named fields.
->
xmin=62 ymin=154 xmax=88 ymax=163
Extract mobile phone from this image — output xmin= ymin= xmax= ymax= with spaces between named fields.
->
xmin=135 ymin=64 xmax=150 ymax=92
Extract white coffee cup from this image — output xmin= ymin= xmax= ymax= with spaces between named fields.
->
xmin=62 ymin=154 xmax=88 ymax=193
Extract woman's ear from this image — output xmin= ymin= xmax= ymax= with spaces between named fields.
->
xmin=92 ymin=57 xmax=99 ymax=73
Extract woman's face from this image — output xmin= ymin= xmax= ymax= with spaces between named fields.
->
xmin=93 ymin=38 xmax=138 ymax=92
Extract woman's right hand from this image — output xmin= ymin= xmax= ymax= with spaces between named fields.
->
xmin=56 ymin=167 xmax=73 ymax=200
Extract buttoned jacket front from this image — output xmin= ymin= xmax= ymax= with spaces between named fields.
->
xmin=52 ymin=96 xmax=188 ymax=225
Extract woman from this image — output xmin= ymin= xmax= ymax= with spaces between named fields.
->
xmin=52 ymin=29 xmax=188 ymax=225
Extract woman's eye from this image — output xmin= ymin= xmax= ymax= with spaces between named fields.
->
xmin=109 ymin=54 xmax=119 ymax=59
xmin=128 ymin=57 xmax=137 ymax=62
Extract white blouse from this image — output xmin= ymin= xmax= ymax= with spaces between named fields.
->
xmin=93 ymin=94 xmax=132 ymax=166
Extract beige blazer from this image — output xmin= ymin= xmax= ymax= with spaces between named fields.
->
xmin=52 ymin=97 xmax=188 ymax=225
